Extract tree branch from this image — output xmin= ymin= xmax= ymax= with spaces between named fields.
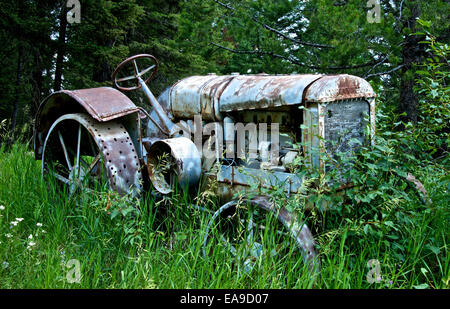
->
xmin=363 ymin=53 xmax=391 ymax=77
xmin=364 ymin=64 xmax=405 ymax=79
xmin=211 ymin=42 xmax=317 ymax=68
xmin=211 ymin=42 xmax=388 ymax=71
xmin=213 ymin=0 xmax=334 ymax=49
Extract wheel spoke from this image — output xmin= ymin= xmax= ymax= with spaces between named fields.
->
xmin=67 ymin=132 xmax=104 ymax=185
xmin=75 ymin=124 xmax=82 ymax=179
xmin=87 ymin=153 xmax=101 ymax=175
xmin=139 ymin=64 xmax=155 ymax=77
xmin=246 ymin=211 xmax=254 ymax=247
xmin=67 ymin=147 xmax=89 ymax=170
xmin=133 ymin=60 xmax=139 ymax=87
xmin=68 ymin=142 xmax=103 ymax=188
xmin=58 ymin=131 xmax=72 ymax=171
xmin=49 ymin=170 xmax=70 ymax=184
xmin=116 ymin=74 xmax=137 ymax=83
xmin=88 ymin=133 xmax=97 ymax=155
xmin=132 ymin=60 xmax=139 ymax=75
xmin=79 ymin=157 xmax=90 ymax=168
xmin=86 ymin=134 xmax=105 ymax=181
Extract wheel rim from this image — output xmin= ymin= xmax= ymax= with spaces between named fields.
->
xmin=42 ymin=113 xmax=142 ymax=197
xmin=203 ymin=196 xmax=319 ymax=273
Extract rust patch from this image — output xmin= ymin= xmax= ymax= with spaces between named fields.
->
xmin=56 ymin=87 xmax=139 ymax=121
xmin=232 ymin=75 xmax=265 ymax=97
xmin=337 ymin=76 xmax=359 ymax=97
xmin=305 ymin=74 xmax=376 ymax=103
xmin=34 ymin=87 xmax=139 ymax=160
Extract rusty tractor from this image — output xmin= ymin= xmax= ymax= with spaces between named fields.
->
xmin=34 ymin=54 xmax=379 ymax=271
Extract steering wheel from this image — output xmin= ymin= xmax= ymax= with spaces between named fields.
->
xmin=112 ymin=54 xmax=158 ymax=91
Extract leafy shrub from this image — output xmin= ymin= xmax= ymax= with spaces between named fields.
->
xmin=414 ymin=19 xmax=449 ymax=158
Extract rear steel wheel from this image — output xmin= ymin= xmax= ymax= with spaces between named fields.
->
xmin=41 ymin=113 xmax=142 ymax=196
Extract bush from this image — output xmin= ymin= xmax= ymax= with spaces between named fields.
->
xmin=414 ymin=19 xmax=450 ymax=158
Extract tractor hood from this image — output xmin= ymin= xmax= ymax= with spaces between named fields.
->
xmin=164 ymin=73 xmax=376 ymax=121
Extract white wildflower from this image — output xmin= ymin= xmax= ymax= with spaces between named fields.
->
xmin=0 ymin=205 xmax=5 ymax=210
xmin=10 ymin=221 xmax=18 ymax=227
xmin=60 ymin=250 xmax=66 ymax=263
xmin=27 ymin=241 xmax=36 ymax=249
xmin=36 ymin=223 xmax=43 ymax=227
xmin=28 ymin=234 xmax=33 ymax=240
xmin=5 ymin=233 xmax=12 ymax=238
xmin=15 ymin=218 xmax=24 ymax=222
xmin=2 ymin=261 xmax=9 ymax=269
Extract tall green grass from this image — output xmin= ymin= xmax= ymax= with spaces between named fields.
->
xmin=0 ymin=143 xmax=448 ymax=288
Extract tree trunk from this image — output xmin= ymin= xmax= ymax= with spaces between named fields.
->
xmin=10 ymin=45 xmax=23 ymax=138
xmin=92 ymin=39 xmax=115 ymax=83
xmin=93 ymin=61 xmax=111 ymax=83
xmin=54 ymin=5 xmax=68 ymax=91
xmin=31 ymin=51 xmax=44 ymax=117
xmin=399 ymin=1 xmax=421 ymax=125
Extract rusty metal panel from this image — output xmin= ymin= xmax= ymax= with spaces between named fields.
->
xmin=218 ymin=74 xmax=322 ymax=112
xmin=60 ymin=87 xmax=139 ymax=121
xmin=200 ymin=75 xmax=235 ymax=120
xmin=303 ymin=99 xmax=372 ymax=171
xmin=323 ymin=99 xmax=370 ymax=156
xmin=169 ymin=75 xmax=235 ymax=121
xmin=167 ymin=74 xmax=374 ymax=120
xmin=216 ymin=165 xmax=304 ymax=195
xmin=302 ymin=104 xmax=320 ymax=168
xmin=35 ymin=87 xmax=139 ymax=131
xmin=73 ymin=114 xmax=143 ymax=197
xmin=34 ymin=87 xmax=139 ymax=160
xmin=305 ymin=74 xmax=376 ymax=103
xmin=369 ymin=98 xmax=376 ymax=145
xmin=169 ymin=75 xmax=218 ymax=119
xmin=168 ymin=74 xmax=323 ymax=119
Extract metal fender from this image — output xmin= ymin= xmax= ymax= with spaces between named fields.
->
xmin=34 ymin=87 xmax=140 ymax=160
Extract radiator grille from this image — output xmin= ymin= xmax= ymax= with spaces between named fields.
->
xmin=324 ymin=99 xmax=369 ymax=165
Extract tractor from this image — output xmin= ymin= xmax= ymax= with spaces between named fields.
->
xmin=33 ymin=54 xmax=378 ymax=271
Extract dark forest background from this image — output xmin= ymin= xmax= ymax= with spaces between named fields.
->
xmin=0 ymin=0 xmax=448 ymax=155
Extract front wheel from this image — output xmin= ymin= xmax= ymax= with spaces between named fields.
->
xmin=203 ymin=196 xmax=319 ymax=273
